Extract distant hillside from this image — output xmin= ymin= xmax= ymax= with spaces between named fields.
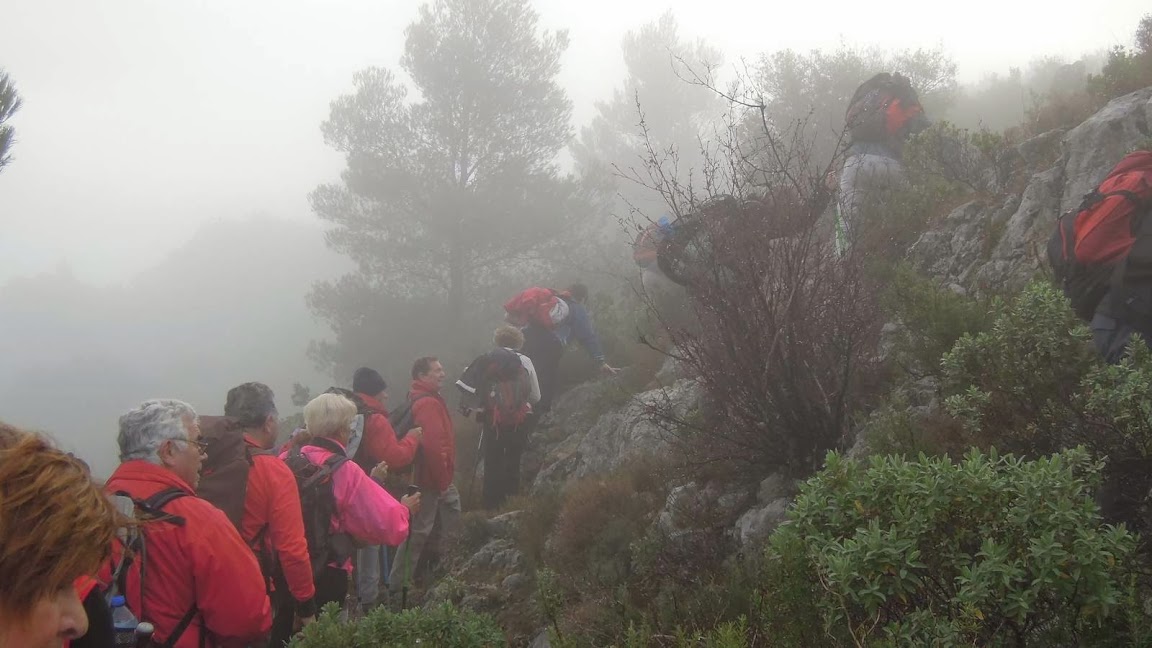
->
xmin=0 ymin=216 xmax=348 ymax=476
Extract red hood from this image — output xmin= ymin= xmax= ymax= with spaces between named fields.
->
xmin=105 ymin=460 xmax=196 ymax=496
xmin=356 ymin=392 xmax=389 ymax=413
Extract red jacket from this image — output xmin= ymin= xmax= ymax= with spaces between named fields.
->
xmin=355 ymin=392 xmax=420 ymax=468
xmin=101 ymin=461 xmax=271 ymax=648
xmin=241 ymin=435 xmax=315 ymax=606
xmin=409 ymin=380 xmax=455 ymax=492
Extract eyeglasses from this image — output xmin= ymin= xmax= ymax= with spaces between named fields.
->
xmin=168 ymin=436 xmax=210 ymax=453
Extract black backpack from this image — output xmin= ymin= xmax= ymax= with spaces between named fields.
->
xmin=657 ymin=195 xmax=740 ymax=286
xmin=323 ymin=386 xmax=372 ymax=416
xmin=284 ymin=437 xmax=355 ymax=576
xmin=388 ymin=394 xmax=434 ymax=441
xmin=373 ymin=394 xmax=434 ymax=493
xmin=846 ymin=72 xmax=918 ymax=144
xmin=104 ymin=489 xmax=200 ymax=648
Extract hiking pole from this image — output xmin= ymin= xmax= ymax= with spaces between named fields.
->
xmin=468 ymin=420 xmax=485 ymax=504
xmin=400 ymin=484 xmax=418 ymax=610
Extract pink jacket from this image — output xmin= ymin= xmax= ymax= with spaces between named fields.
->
xmin=280 ymin=439 xmax=410 ymax=561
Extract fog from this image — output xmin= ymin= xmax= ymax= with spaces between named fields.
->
xmin=0 ymin=0 xmax=1147 ymax=475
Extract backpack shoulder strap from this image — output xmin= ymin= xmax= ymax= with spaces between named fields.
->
xmin=159 ymin=604 xmax=200 ymax=648
xmin=322 ymin=453 xmax=349 ymax=471
xmin=137 ymin=488 xmax=189 ymax=526
xmin=143 ymin=487 xmax=189 ymax=510
xmin=300 ymin=451 xmax=349 ymax=490
xmin=109 ymin=487 xmax=199 ymax=646
xmin=306 ymin=436 xmax=348 ymax=457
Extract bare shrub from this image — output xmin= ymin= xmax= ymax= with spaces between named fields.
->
xmin=622 ymin=77 xmax=889 ymax=480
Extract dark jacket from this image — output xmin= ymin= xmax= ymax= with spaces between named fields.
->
xmin=553 ymin=301 xmax=606 ymax=363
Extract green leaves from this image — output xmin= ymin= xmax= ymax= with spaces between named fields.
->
xmin=940 ymin=282 xmax=1098 ymax=456
xmin=769 ymin=448 xmax=1140 ymax=645
xmin=289 ymin=602 xmax=506 ymax=648
xmin=0 ymin=68 xmax=22 ymax=172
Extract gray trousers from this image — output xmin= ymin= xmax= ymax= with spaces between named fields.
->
xmin=836 ymin=152 xmax=908 ymax=254
xmin=355 ymin=545 xmax=386 ymax=609
xmin=1091 ymin=312 xmax=1152 ymax=364
xmin=389 ymin=483 xmax=461 ymax=589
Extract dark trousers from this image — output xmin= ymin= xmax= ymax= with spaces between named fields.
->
xmin=1092 ymin=284 xmax=1152 ymax=364
xmin=269 ymin=566 xmax=347 ymax=647
xmin=269 ymin=582 xmax=295 ymax=648
xmin=482 ymin=422 xmax=528 ymax=510
xmin=521 ymin=325 xmax=564 ymax=413
xmin=315 ymin=566 xmax=348 ymax=610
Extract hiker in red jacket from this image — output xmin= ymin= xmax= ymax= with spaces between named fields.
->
xmin=222 ymin=382 xmax=315 ymax=647
xmin=389 ymin=357 xmax=462 ymax=590
xmin=350 ymin=367 xmax=423 ymax=612
xmin=102 ymin=399 xmax=271 ymax=648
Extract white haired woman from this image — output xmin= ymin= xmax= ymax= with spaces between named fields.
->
xmin=282 ymin=393 xmax=420 ymax=612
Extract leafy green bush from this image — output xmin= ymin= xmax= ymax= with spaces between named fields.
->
xmin=905 ymin=121 xmax=1019 ymax=197
xmin=882 ymin=264 xmax=997 ymax=375
xmin=940 ymin=282 xmax=1097 ymax=456
xmin=930 ymin=280 xmax=1152 ymax=536
xmin=1077 ymin=339 xmax=1152 ymax=459
xmin=289 ymin=602 xmax=506 ymax=647
xmin=766 ymin=448 xmax=1142 ymax=646
xmin=1087 ymin=42 xmax=1152 ymax=104
xmin=859 ymin=387 xmax=968 ymax=458
xmin=753 ymin=528 xmax=831 ymax=646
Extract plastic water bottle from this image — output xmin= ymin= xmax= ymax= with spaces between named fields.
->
xmin=109 ymin=595 xmax=138 ymax=646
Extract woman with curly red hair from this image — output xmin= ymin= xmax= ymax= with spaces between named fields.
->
xmin=0 ymin=422 xmax=120 ymax=648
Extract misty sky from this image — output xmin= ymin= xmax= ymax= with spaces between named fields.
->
xmin=1 ymin=0 xmax=1147 ymax=286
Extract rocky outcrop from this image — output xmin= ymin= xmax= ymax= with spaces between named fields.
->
xmin=733 ymin=473 xmax=799 ymax=547
xmin=527 ymin=378 xmax=701 ymax=493
xmin=910 ymin=87 xmax=1152 ymax=293
xmin=1060 ymin=88 xmax=1152 ymax=209
xmin=424 ymin=511 xmax=537 ymax=643
xmin=858 ymin=87 xmax=1152 ymax=464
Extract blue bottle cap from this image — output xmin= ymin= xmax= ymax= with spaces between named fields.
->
xmin=110 ymin=595 xmax=126 ymax=607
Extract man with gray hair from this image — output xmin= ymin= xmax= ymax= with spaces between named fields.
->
xmin=218 ymin=382 xmax=316 ymax=647
xmin=101 ymin=399 xmax=272 ymax=648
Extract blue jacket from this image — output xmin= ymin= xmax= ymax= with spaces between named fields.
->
xmin=554 ymin=301 xmax=606 ymax=363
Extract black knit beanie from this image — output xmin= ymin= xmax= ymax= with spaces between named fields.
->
xmin=352 ymin=367 xmax=387 ymax=396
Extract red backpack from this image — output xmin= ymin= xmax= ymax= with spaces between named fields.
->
xmin=1048 ymin=150 xmax=1152 ymax=321
xmin=504 ymin=287 xmax=570 ymax=329
xmin=456 ymin=348 xmax=532 ymax=428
